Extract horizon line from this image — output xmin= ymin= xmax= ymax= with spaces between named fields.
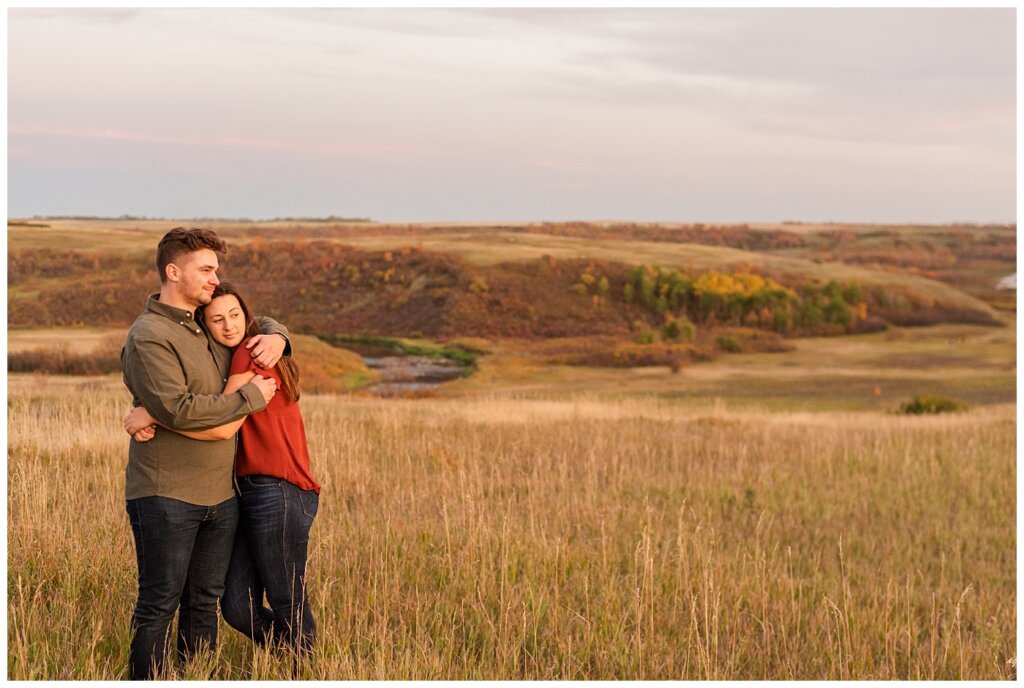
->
xmin=9 ymin=215 xmax=1018 ymax=228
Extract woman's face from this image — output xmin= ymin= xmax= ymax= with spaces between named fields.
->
xmin=203 ymin=294 xmax=246 ymax=347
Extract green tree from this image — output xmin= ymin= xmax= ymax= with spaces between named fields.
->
xmin=698 ymin=290 xmax=722 ymax=322
xmin=639 ymin=274 xmax=655 ymax=307
xmin=824 ymin=298 xmax=852 ymax=327
xmin=841 ymin=281 xmax=862 ymax=305
xmin=801 ymin=301 xmax=823 ymax=328
xmin=823 ymin=280 xmax=844 ymax=304
xmin=655 ymin=295 xmax=668 ymax=314
xmin=772 ymin=310 xmax=790 ymax=332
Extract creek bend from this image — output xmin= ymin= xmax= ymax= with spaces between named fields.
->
xmin=337 ymin=341 xmax=469 ymax=395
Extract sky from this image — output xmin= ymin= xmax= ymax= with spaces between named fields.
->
xmin=6 ymin=8 xmax=1017 ymax=223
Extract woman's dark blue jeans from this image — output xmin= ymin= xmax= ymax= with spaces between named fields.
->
xmin=126 ymin=495 xmax=239 ymax=680
xmin=222 ymin=475 xmax=318 ymax=653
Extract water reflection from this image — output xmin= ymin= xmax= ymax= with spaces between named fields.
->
xmin=341 ymin=342 xmax=468 ymax=395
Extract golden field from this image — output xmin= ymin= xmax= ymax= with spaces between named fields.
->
xmin=7 ymin=374 xmax=1015 ymax=679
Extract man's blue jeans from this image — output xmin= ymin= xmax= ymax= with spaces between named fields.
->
xmin=221 ymin=475 xmax=318 ymax=653
xmin=126 ymin=495 xmax=238 ymax=680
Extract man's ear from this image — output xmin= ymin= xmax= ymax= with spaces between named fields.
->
xmin=165 ymin=263 xmax=181 ymax=283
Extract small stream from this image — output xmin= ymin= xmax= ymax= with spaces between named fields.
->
xmin=342 ymin=342 xmax=468 ymax=395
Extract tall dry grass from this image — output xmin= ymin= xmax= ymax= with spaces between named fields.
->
xmin=7 ymin=376 xmax=1016 ymax=679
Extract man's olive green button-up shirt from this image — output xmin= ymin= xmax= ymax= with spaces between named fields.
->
xmin=121 ymin=294 xmax=287 ymax=506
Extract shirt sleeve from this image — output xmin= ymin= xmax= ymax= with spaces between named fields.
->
xmin=126 ymin=336 xmax=268 ymax=431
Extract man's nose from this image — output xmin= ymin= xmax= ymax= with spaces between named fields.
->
xmin=210 ymin=273 xmax=220 ymax=286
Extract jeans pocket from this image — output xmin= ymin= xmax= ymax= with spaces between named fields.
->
xmin=243 ymin=474 xmax=279 ymax=488
xmin=298 ymin=490 xmax=319 ymax=520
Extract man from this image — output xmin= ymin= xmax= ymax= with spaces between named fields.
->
xmin=120 ymin=227 xmax=288 ymax=680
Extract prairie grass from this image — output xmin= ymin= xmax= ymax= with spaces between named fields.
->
xmin=7 ymin=327 xmax=127 ymax=354
xmin=7 ymin=376 xmax=1015 ymax=679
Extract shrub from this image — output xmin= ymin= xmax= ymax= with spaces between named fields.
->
xmin=662 ymin=316 xmax=695 ymax=342
xmin=850 ymin=315 xmax=889 ymax=334
xmin=715 ymin=335 xmax=740 ymax=353
xmin=468 ymin=276 xmax=489 ymax=294
xmin=550 ymin=340 xmax=706 ymax=368
xmin=899 ymin=395 xmax=966 ymax=415
xmin=663 ymin=319 xmax=682 ymax=340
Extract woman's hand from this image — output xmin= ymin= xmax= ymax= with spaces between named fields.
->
xmin=133 ymin=426 xmax=157 ymax=443
xmin=124 ymin=405 xmax=158 ymax=436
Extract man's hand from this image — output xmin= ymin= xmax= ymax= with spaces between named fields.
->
xmin=251 ymin=374 xmax=278 ymax=405
xmin=133 ymin=426 xmax=156 ymax=443
xmin=246 ymin=333 xmax=287 ymax=369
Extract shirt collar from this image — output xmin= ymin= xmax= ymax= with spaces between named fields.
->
xmin=145 ymin=293 xmax=203 ymax=334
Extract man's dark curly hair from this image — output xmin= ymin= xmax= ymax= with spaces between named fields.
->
xmin=155 ymin=227 xmax=227 ymax=283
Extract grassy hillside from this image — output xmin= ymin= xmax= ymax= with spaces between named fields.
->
xmin=8 ymin=235 xmax=1004 ymax=340
xmin=230 ymin=218 xmax=1008 ymax=317
xmin=9 ymin=219 xmax=1013 ymax=310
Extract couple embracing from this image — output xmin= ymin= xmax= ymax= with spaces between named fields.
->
xmin=120 ymin=228 xmax=319 ymax=679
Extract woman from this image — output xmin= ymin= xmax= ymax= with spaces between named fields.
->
xmin=124 ymin=283 xmax=320 ymax=653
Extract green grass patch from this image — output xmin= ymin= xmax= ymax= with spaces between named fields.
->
xmin=899 ymin=394 xmax=967 ymax=415
xmin=320 ymin=334 xmax=480 ymax=367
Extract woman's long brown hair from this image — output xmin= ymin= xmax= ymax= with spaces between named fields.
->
xmin=204 ymin=283 xmax=301 ymax=403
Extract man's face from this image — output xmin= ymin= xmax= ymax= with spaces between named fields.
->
xmin=172 ymin=249 xmax=221 ymax=308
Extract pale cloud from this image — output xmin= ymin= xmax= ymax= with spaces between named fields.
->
xmin=6 ymin=8 xmax=1016 ymax=222
xmin=6 ymin=124 xmax=421 ymax=158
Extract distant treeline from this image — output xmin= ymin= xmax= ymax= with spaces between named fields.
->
xmin=781 ymin=220 xmax=1015 ymax=229
xmin=531 ymin=222 xmax=807 ymax=250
